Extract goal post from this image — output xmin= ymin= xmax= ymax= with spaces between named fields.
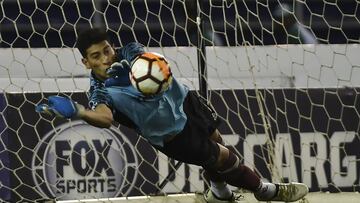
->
xmin=1 ymin=0 xmax=360 ymax=203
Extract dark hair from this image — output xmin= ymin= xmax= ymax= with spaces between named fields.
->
xmin=76 ymin=28 xmax=109 ymax=57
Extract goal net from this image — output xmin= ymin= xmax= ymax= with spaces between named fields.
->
xmin=0 ymin=0 xmax=360 ymax=202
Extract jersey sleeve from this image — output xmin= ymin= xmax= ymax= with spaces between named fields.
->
xmin=117 ymin=42 xmax=145 ymax=63
xmin=88 ymin=74 xmax=113 ymax=110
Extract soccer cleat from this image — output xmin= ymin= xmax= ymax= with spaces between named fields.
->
xmin=254 ymin=182 xmax=309 ymax=202
xmin=204 ymin=189 xmax=244 ymax=203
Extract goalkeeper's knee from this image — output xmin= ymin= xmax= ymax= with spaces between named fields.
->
xmin=213 ymin=147 xmax=261 ymax=191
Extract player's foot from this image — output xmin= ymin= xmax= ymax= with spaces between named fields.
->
xmin=204 ymin=189 xmax=244 ymax=203
xmin=254 ymin=182 xmax=308 ymax=202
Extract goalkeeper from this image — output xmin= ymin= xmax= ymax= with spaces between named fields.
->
xmin=36 ymin=28 xmax=308 ymax=203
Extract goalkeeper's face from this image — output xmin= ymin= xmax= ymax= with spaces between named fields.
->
xmin=82 ymin=40 xmax=116 ymax=81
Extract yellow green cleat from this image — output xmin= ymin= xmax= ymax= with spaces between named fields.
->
xmin=254 ymin=182 xmax=309 ymax=202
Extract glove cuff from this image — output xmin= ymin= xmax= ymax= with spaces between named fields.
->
xmin=74 ymin=102 xmax=86 ymax=118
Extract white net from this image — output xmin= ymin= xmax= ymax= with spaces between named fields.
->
xmin=0 ymin=0 xmax=360 ymax=202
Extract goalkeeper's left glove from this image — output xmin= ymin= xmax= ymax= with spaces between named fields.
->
xmin=35 ymin=96 xmax=85 ymax=119
xmin=104 ymin=60 xmax=131 ymax=87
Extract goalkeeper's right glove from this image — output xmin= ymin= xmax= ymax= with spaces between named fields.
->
xmin=35 ymin=96 xmax=85 ymax=119
xmin=104 ymin=59 xmax=131 ymax=87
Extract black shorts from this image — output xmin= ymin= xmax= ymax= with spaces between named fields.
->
xmin=154 ymin=91 xmax=221 ymax=169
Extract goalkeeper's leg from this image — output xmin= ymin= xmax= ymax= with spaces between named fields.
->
xmin=204 ymin=131 xmax=257 ymax=202
xmin=205 ymin=131 xmax=308 ymax=202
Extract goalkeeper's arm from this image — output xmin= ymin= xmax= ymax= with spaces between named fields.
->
xmin=78 ymin=104 xmax=113 ymax=128
xmin=36 ymin=96 xmax=113 ymax=128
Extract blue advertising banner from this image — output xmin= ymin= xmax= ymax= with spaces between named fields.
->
xmin=210 ymin=88 xmax=360 ymax=192
xmin=0 ymin=93 xmax=10 ymax=201
xmin=2 ymin=88 xmax=360 ymax=201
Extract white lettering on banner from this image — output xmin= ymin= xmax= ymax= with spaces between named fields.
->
xmin=330 ymin=131 xmax=356 ymax=187
xmin=158 ymin=152 xmax=186 ymax=193
xmin=157 ymin=132 xmax=358 ymax=191
xmin=32 ymin=121 xmax=138 ymax=200
xmin=243 ymin=134 xmax=267 ymax=169
xmin=158 ymin=155 xmax=205 ymax=192
xmin=274 ymin=133 xmax=298 ymax=182
xmin=300 ymin=133 xmax=328 ymax=188
xmin=188 ymin=164 xmax=204 ymax=192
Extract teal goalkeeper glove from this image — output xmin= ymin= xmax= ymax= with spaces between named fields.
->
xmin=36 ymin=96 xmax=85 ymax=119
xmin=104 ymin=60 xmax=131 ymax=87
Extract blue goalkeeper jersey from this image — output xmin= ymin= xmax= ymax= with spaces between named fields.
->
xmin=88 ymin=42 xmax=189 ymax=146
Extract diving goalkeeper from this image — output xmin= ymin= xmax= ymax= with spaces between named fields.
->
xmin=36 ymin=28 xmax=308 ymax=203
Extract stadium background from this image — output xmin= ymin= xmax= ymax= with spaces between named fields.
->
xmin=1 ymin=0 xmax=360 ymax=202
xmin=1 ymin=0 xmax=359 ymax=48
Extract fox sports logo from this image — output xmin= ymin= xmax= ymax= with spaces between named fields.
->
xmin=32 ymin=121 xmax=139 ymax=200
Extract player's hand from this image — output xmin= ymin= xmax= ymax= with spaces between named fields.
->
xmin=104 ymin=59 xmax=131 ymax=87
xmin=35 ymin=96 xmax=85 ymax=119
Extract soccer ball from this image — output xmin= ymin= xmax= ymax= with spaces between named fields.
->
xmin=130 ymin=52 xmax=173 ymax=96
